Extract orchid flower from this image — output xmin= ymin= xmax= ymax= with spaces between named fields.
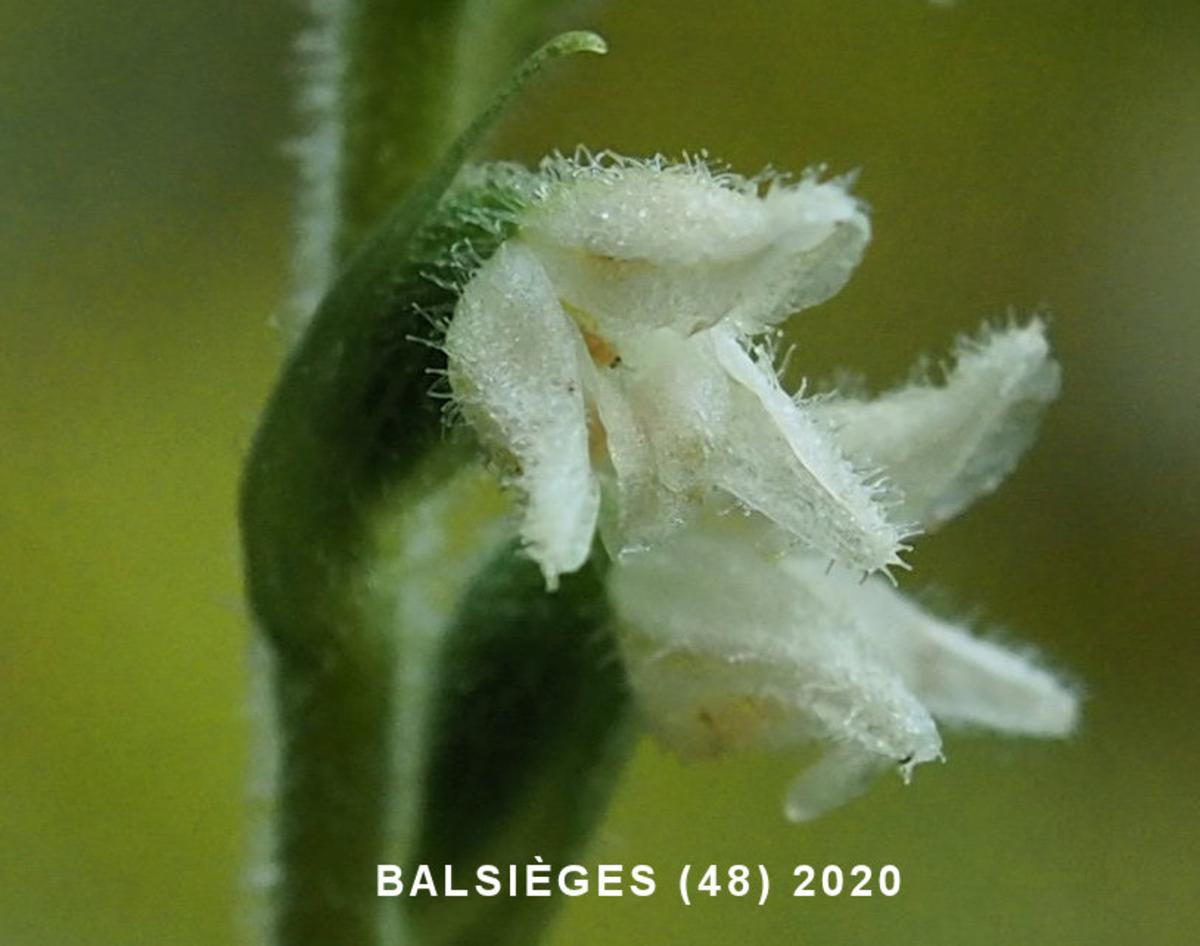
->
xmin=611 ymin=505 xmax=1077 ymax=821
xmin=443 ymin=150 xmax=1077 ymax=818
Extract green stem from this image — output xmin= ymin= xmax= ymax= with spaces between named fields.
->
xmin=335 ymin=0 xmax=472 ymax=260
xmin=241 ymin=30 xmax=606 ymax=946
xmin=271 ymin=643 xmax=397 ymax=945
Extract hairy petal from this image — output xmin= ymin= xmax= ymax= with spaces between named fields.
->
xmin=818 ymin=320 xmax=1061 ymax=529
xmin=728 ymin=177 xmax=871 ymax=332
xmin=612 ymin=515 xmax=1075 ymax=819
xmin=587 ymin=326 xmax=902 ymax=570
xmin=783 ymin=554 xmax=1079 ymax=738
xmin=525 ymin=157 xmax=780 ymax=264
xmin=611 ymin=519 xmax=942 ymax=772
xmin=519 ymin=160 xmax=870 ymax=341
xmin=445 ymin=242 xmax=599 ymax=587
xmin=708 ymin=329 xmax=906 ymax=572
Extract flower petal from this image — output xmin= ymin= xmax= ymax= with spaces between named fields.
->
xmin=784 ymin=744 xmax=896 ymax=823
xmin=611 ymin=519 xmax=941 ymax=768
xmin=445 ymin=242 xmax=599 ymax=587
xmin=817 ymin=320 xmax=1061 ymax=529
xmin=520 ymin=158 xmax=870 ymax=341
xmin=584 ymin=361 xmax=692 ymax=554
xmin=525 ymin=155 xmax=779 ymax=264
xmin=727 ymin=177 xmax=871 ymax=332
xmin=707 ymin=328 xmax=906 ymax=572
xmin=612 ymin=515 xmax=1076 ymax=819
xmin=589 ymin=324 xmax=902 ymax=570
xmin=782 ymin=554 xmax=1080 ymax=738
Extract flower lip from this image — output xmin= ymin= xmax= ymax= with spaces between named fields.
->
xmin=611 ymin=511 xmax=1077 ymax=822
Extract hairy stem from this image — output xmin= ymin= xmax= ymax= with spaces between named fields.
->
xmin=294 ymin=0 xmax=590 ymax=323
xmin=243 ymin=28 xmax=607 ymax=946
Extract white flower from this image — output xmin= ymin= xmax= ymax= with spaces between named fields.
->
xmin=611 ymin=509 xmax=1077 ymax=821
xmin=602 ymin=317 xmax=1075 ymax=820
xmin=446 ymin=153 xmax=900 ymax=588
xmin=443 ymin=151 xmax=1077 ymax=817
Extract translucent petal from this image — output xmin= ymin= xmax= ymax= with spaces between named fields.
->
xmin=445 ymin=243 xmax=599 ymax=587
xmin=706 ymin=329 xmax=906 ymax=572
xmin=588 ymin=326 xmax=903 ymax=570
xmin=784 ymin=745 xmax=896 ymax=823
xmin=817 ymin=320 xmax=1061 ymax=529
xmin=582 ymin=326 xmax=739 ymax=558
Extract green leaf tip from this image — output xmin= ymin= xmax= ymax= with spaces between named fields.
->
xmin=539 ymin=29 xmax=608 ymax=58
xmin=371 ymin=28 xmax=608 ymax=245
xmin=442 ymin=29 xmax=608 ymax=177
xmin=469 ymin=29 xmax=608 ymax=118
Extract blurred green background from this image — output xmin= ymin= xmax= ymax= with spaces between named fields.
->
xmin=3 ymin=1 xmax=1198 ymax=943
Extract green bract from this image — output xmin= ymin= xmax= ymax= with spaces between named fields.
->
xmin=241 ymin=32 xmax=628 ymax=946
